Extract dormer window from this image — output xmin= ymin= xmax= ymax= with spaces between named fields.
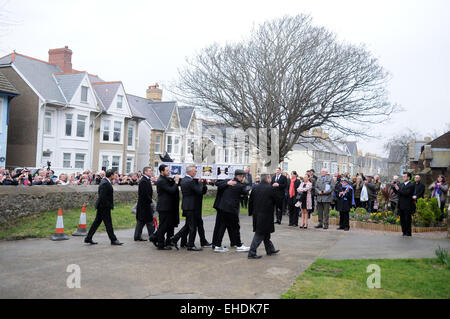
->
xmin=81 ymin=86 xmax=88 ymax=103
xmin=117 ymin=95 xmax=123 ymax=109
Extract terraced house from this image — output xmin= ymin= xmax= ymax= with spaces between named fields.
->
xmin=0 ymin=47 xmax=143 ymax=174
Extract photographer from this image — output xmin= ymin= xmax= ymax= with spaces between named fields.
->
xmin=0 ymin=170 xmax=19 ymax=185
xmin=389 ymin=176 xmax=400 ymax=213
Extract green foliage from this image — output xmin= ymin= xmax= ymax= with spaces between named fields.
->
xmin=435 ymin=246 xmax=449 ymax=269
xmin=429 ymin=197 xmax=443 ymax=221
xmin=329 ymin=210 xmax=339 ymax=218
xmin=354 ymin=207 xmax=367 ymax=216
xmin=416 ymin=198 xmax=435 ymax=227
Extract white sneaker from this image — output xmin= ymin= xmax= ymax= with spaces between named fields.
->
xmin=214 ymin=246 xmax=229 ymax=253
xmin=235 ymin=244 xmax=250 ymax=252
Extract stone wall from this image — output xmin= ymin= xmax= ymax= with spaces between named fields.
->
xmin=0 ymin=185 xmax=218 ymax=224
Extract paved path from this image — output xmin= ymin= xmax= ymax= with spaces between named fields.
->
xmin=0 ymin=215 xmax=449 ymax=299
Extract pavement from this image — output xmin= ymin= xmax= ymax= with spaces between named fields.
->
xmin=0 ymin=214 xmax=449 ymax=299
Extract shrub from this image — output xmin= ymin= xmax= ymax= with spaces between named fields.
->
xmin=416 ymin=198 xmax=435 ymax=227
xmin=354 ymin=207 xmax=367 ymax=216
xmin=429 ymin=197 xmax=443 ymax=221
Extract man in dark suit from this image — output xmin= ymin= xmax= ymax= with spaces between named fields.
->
xmin=412 ymin=175 xmax=425 ymax=214
xmin=155 ymin=164 xmax=180 ymax=250
xmin=240 ymin=167 xmax=253 ymax=209
xmin=84 ymin=169 xmax=123 ymax=245
xmin=271 ymin=167 xmax=288 ymax=224
xmin=134 ymin=167 xmax=155 ymax=241
xmin=248 ymin=174 xmax=279 ymax=259
xmin=171 ymin=165 xmax=207 ymax=251
xmin=393 ymin=172 xmax=415 ymax=236
xmin=213 ymin=169 xmax=250 ymax=252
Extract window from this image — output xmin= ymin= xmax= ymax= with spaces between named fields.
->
xmin=102 ymin=155 xmax=109 ymax=170
xmin=112 ymin=156 xmax=120 ymax=172
xmin=173 ymin=136 xmax=180 ymax=154
xmin=186 ymin=138 xmax=194 ymax=156
xmin=166 ymin=136 xmax=173 ymax=154
xmin=75 ymin=153 xmax=85 ymax=169
xmin=245 ymin=150 xmax=249 ymax=164
xmin=113 ymin=121 xmax=121 ymax=142
xmin=155 ymin=135 xmax=162 ymax=153
xmin=127 ymin=122 xmax=135 ymax=148
xmin=126 ymin=156 xmax=134 ymax=173
xmin=65 ymin=114 xmax=73 ymax=136
xmin=44 ymin=111 xmax=52 ymax=134
xmin=81 ymin=86 xmax=88 ymax=103
xmin=102 ymin=120 xmax=110 ymax=141
xmin=76 ymin=115 xmax=87 ymax=138
xmin=63 ymin=153 xmax=71 ymax=168
xmin=224 ymin=148 xmax=230 ymax=163
xmin=117 ymin=95 xmax=123 ymax=109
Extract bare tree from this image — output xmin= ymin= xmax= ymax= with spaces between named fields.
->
xmin=174 ymin=14 xmax=397 ymax=162
xmin=383 ymin=128 xmax=417 ymax=169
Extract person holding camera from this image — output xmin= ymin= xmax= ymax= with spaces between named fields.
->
xmin=296 ymin=174 xmax=312 ymax=229
xmin=392 ymin=172 xmax=415 ymax=237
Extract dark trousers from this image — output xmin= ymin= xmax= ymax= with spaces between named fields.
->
xmin=180 ymin=213 xmax=208 ymax=246
xmin=249 ymin=232 xmax=275 ymax=255
xmin=86 ymin=208 xmax=117 ymax=242
xmin=157 ymin=211 xmax=176 ymax=247
xmin=173 ymin=211 xmax=197 ymax=247
xmin=282 ymin=193 xmax=288 ymax=215
xmin=367 ymin=199 xmax=375 ymax=213
xmin=275 ymin=196 xmax=283 ymax=222
xmin=288 ymin=198 xmax=299 ymax=226
xmin=134 ymin=219 xmax=155 ymax=240
xmin=398 ymin=208 xmax=412 ymax=236
xmin=390 ymin=201 xmax=397 ymax=213
xmin=212 ymin=210 xmax=242 ymax=247
xmin=240 ymin=195 xmax=249 ymax=208
xmin=339 ymin=211 xmax=350 ymax=229
xmin=355 ymin=198 xmax=361 ymax=208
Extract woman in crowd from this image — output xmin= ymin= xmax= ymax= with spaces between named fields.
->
xmin=296 ymin=174 xmax=312 ymax=229
xmin=429 ymin=175 xmax=449 ymax=214
xmin=287 ymin=171 xmax=301 ymax=227
xmin=353 ymin=175 xmax=363 ymax=208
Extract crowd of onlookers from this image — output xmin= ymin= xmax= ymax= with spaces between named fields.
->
xmin=0 ymin=166 xmax=148 ymax=186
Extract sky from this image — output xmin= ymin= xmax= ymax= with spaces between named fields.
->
xmin=1 ymin=0 xmax=449 ymax=157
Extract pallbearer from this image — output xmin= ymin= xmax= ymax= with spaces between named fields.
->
xmin=134 ymin=167 xmax=155 ymax=241
xmin=247 ymin=174 xmax=279 ymax=259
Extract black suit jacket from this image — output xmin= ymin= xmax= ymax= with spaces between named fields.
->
xmin=414 ymin=182 xmax=425 ymax=199
xmin=217 ymin=178 xmax=249 ymax=215
xmin=213 ymin=179 xmax=227 ymax=210
xmin=181 ymin=176 xmax=206 ymax=213
xmin=248 ymin=181 xmax=276 ymax=234
xmin=271 ymin=174 xmax=288 ymax=199
xmin=136 ymin=176 xmax=153 ymax=222
xmin=394 ymin=181 xmax=415 ymax=211
xmin=95 ymin=179 xmax=114 ymax=210
xmin=156 ymin=175 xmax=179 ymax=212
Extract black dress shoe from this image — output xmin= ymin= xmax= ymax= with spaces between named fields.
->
xmin=111 ymin=240 xmax=123 ymax=246
xmin=187 ymin=246 xmax=203 ymax=251
xmin=248 ymin=254 xmax=262 ymax=259
xmin=336 ymin=227 xmax=344 ymax=230
xmin=169 ymin=237 xmax=179 ymax=250
xmin=323 ymin=226 xmax=328 ymax=230
xmin=149 ymin=237 xmax=158 ymax=247
xmin=84 ymin=239 xmax=98 ymax=245
xmin=344 ymin=228 xmax=350 ymax=231
xmin=267 ymin=249 xmax=280 ymax=256
xmin=201 ymin=241 xmax=212 ymax=247
xmin=157 ymin=246 xmax=172 ymax=250
xmin=276 ymin=221 xmax=281 ymax=225
xmin=314 ymin=224 xmax=323 ymax=228
xmin=134 ymin=238 xmax=146 ymax=241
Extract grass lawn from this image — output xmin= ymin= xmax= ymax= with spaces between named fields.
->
xmin=281 ymin=258 xmax=450 ymax=299
xmin=0 ymin=196 xmax=222 ymax=241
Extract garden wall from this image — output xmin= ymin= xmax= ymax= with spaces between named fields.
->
xmin=0 ymin=185 xmax=218 ymax=224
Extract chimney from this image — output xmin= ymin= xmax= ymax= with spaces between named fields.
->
xmin=146 ymin=83 xmax=162 ymax=102
xmin=48 ymin=46 xmax=73 ymax=73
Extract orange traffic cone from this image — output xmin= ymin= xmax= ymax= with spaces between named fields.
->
xmin=50 ymin=208 xmax=69 ymax=241
xmin=72 ymin=205 xmax=87 ymax=236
